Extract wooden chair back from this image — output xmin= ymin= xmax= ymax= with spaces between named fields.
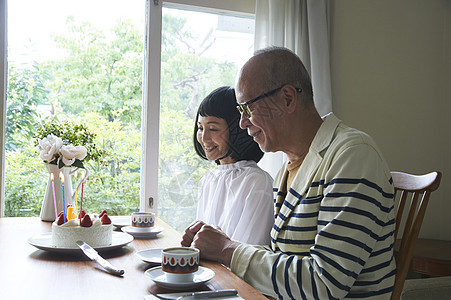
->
xmin=390 ymin=171 xmax=442 ymax=300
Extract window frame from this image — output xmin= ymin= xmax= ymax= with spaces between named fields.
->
xmin=141 ymin=0 xmax=162 ymax=213
xmin=0 ymin=0 xmax=255 ymax=217
xmin=0 ymin=0 xmax=7 ymax=217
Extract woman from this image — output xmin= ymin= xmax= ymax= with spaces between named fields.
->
xmin=193 ymin=86 xmax=273 ymax=245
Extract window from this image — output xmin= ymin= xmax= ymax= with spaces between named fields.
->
xmin=4 ymin=0 xmax=146 ymax=217
xmin=158 ymin=5 xmax=254 ymax=231
xmin=0 ymin=0 xmax=255 ymax=232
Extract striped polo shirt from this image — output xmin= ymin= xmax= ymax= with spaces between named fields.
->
xmin=231 ymin=113 xmax=396 ymax=299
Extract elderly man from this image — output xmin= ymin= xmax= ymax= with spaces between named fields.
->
xmin=182 ymin=47 xmax=396 ymax=299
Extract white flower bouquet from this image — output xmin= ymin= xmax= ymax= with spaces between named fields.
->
xmin=38 ymin=134 xmax=88 ymax=167
xmin=34 ymin=120 xmax=105 ymax=169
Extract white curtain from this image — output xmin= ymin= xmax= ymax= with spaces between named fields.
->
xmin=254 ymin=0 xmax=332 ymax=178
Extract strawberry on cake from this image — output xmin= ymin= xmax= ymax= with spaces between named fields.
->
xmin=51 ymin=209 xmax=113 ymax=248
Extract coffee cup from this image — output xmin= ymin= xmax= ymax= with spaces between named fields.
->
xmin=131 ymin=212 xmax=155 ymax=231
xmin=162 ymin=247 xmax=200 ymax=283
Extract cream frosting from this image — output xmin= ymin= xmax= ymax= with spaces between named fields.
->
xmin=51 ymin=216 xmax=112 ymax=248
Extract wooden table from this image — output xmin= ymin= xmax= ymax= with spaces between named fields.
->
xmin=408 ymin=239 xmax=451 ymax=277
xmin=0 ymin=217 xmax=267 ymax=299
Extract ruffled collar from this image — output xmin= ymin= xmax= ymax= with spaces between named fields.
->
xmin=216 ymin=160 xmax=257 ymax=171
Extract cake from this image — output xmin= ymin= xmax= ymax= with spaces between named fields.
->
xmin=51 ymin=209 xmax=113 ymax=248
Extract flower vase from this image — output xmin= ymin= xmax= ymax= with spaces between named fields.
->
xmin=40 ymin=165 xmax=74 ymax=222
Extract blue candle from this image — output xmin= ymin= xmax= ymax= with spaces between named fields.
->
xmin=60 ymin=172 xmax=66 ymax=222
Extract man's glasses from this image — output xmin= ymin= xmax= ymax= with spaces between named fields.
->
xmin=236 ymin=86 xmax=302 ymax=117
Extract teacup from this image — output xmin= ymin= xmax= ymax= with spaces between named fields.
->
xmin=131 ymin=212 xmax=155 ymax=231
xmin=162 ymin=247 xmax=200 ymax=283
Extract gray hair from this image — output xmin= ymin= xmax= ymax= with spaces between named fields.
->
xmin=253 ymin=47 xmax=313 ymax=99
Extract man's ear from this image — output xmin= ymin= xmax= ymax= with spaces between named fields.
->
xmin=281 ymin=85 xmax=297 ymax=114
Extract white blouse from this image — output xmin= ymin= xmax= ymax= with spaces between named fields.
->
xmin=196 ymin=160 xmax=274 ymax=245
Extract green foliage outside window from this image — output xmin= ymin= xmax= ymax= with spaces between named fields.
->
xmin=5 ymin=14 xmax=239 ymax=232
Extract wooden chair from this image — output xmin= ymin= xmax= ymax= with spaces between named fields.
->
xmin=390 ymin=171 xmax=442 ymax=300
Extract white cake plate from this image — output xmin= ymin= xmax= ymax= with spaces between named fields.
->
xmin=28 ymin=232 xmax=134 ymax=253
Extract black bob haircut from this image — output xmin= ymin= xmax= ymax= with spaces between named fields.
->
xmin=193 ymin=86 xmax=264 ymax=165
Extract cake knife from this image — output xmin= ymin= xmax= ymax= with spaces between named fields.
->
xmin=76 ymin=241 xmax=125 ymax=276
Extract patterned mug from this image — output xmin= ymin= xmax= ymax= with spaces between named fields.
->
xmin=162 ymin=247 xmax=200 ymax=283
xmin=131 ymin=212 xmax=155 ymax=231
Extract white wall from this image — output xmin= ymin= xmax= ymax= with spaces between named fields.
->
xmin=330 ymin=0 xmax=451 ymax=240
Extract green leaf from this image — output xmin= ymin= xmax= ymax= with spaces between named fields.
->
xmin=72 ymin=159 xmax=85 ymax=169
xmin=58 ymin=160 xmax=65 ymax=169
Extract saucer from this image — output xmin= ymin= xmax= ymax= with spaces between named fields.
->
xmin=145 ymin=266 xmax=215 ymax=290
xmin=121 ymin=226 xmax=163 ymax=239
xmin=135 ymin=248 xmax=163 ymax=264
xmin=111 ymin=216 xmax=131 ymax=229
